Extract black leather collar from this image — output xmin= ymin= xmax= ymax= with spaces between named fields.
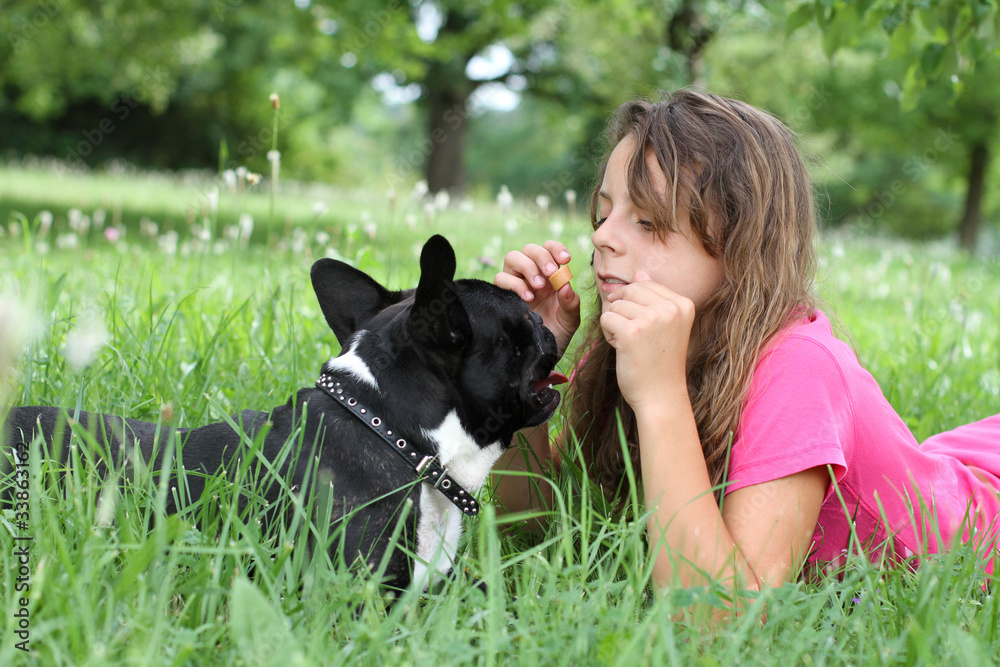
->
xmin=315 ymin=371 xmax=480 ymax=516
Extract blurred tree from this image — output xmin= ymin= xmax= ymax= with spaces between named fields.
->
xmin=329 ymin=0 xmax=752 ymax=195
xmin=0 ymin=0 xmax=366 ymax=173
xmin=786 ymin=0 xmax=1000 ymax=251
xmin=330 ymin=0 xmax=570 ymax=194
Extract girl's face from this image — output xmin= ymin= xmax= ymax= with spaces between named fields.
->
xmin=592 ymin=136 xmax=724 ymax=314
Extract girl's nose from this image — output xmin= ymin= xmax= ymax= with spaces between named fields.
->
xmin=592 ymin=214 xmax=622 ymax=255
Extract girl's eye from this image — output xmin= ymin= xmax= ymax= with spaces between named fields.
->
xmin=637 ymin=219 xmax=654 ymax=230
xmin=594 ymin=216 xmax=608 ymax=229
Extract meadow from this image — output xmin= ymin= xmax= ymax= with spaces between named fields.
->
xmin=1 ymin=162 xmax=999 ymax=665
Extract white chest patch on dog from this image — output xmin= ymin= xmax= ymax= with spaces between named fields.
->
xmin=410 ymin=410 xmax=503 ymax=592
xmin=326 ymin=334 xmax=379 ymax=390
xmin=410 ymin=486 xmax=463 ymax=592
xmin=421 ymin=410 xmax=503 ymax=492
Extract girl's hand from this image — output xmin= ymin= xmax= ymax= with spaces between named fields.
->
xmin=495 ymin=241 xmax=581 ymax=354
xmin=600 ymin=270 xmax=695 ymax=411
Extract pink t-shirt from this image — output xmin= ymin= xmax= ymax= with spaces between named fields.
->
xmin=726 ymin=310 xmax=1000 ymax=575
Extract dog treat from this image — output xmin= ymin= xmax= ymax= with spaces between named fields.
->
xmin=548 ymin=264 xmax=573 ymax=291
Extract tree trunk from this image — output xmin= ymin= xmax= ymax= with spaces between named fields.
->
xmin=666 ymin=0 xmax=713 ymax=88
xmin=424 ymin=71 xmax=471 ymax=195
xmin=958 ymin=141 xmax=989 ymax=253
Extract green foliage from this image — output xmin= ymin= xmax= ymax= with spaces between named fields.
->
xmin=785 ymin=0 xmax=1000 ymax=107
xmin=2 ymin=179 xmax=999 ymax=663
xmin=0 ymin=0 xmax=365 ymax=174
xmin=703 ymin=8 xmax=1000 ymax=240
xmin=1 ymin=0 xmax=999 ymax=242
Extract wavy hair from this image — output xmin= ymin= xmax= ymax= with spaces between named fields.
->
xmin=568 ymin=89 xmax=818 ymax=500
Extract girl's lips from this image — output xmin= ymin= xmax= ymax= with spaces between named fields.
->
xmin=598 ymin=275 xmax=630 ymax=294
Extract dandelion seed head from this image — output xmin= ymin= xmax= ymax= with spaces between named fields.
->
xmin=497 ymin=185 xmax=513 ymax=212
xmin=38 ymin=210 xmax=54 ymax=232
xmin=238 ymin=213 xmax=254 ymax=242
xmin=158 ymin=230 xmax=179 ymax=255
xmin=0 ymin=289 xmax=42 ymax=396
xmin=96 ymin=484 xmax=118 ymax=527
xmin=434 ymin=190 xmax=450 ymax=211
xmin=68 ymin=208 xmax=83 ymax=230
xmin=63 ymin=310 xmax=109 ymax=370
xmin=56 ymin=233 xmax=79 ymax=250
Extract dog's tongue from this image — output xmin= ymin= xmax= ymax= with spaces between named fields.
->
xmin=534 ymin=371 xmax=569 ymax=393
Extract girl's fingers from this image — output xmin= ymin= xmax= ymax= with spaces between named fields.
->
xmin=499 ymin=242 xmax=572 ymax=298
xmin=501 ymin=246 xmax=545 ymax=290
xmin=520 ymin=243 xmax=565 ymax=285
xmin=493 ymin=270 xmax=534 ymax=301
xmin=607 ymin=279 xmax=696 ymax=322
xmin=608 ymin=279 xmax=673 ymax=305
xmin=542 ymin=240 xmax=572 ymax=266
xmin=598 ymin=311 xmax=626 ymax=347
xmin=602 ymin=297 xmax=646 ymax=321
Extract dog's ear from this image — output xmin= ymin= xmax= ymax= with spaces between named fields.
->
xmin=311 ymin=258 xmax=403 ymax=346
xmin=408 ymin=235 xmax=472 ymax=351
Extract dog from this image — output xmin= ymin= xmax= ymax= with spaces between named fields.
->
xmin=2 ymin=234 xmax=567 ymax=591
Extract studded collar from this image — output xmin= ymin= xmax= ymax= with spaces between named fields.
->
xmin=315 ymin=370 xmax=480 ymax=516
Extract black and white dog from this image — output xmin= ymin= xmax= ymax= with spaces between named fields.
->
xmin=3 ymin=235 xmax=567 ymax=591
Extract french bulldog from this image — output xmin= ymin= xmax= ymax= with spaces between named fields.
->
xmin=3 ymin=235 xmax=567 ymax=591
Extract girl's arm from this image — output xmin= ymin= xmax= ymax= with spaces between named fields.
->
xmin=492 ymin=424 xmax=558 ymax=518
xmin=492 ymin=240 xmax=580 ymax=522
xmin=603 ymin=274 xmax=827 ymax=594
xmin=636 ymin=396 xmax=827 ymax=591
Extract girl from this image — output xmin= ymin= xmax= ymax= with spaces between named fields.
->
xmin=493 ymin=89 xmax=1000 ymax=595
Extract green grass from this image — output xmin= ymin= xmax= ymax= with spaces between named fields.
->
xmin=1 ymin=167 xmax=999 ymax=665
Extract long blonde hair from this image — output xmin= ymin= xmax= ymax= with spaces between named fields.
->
xmin=569 ymin=90 xmax=818 ymax=500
